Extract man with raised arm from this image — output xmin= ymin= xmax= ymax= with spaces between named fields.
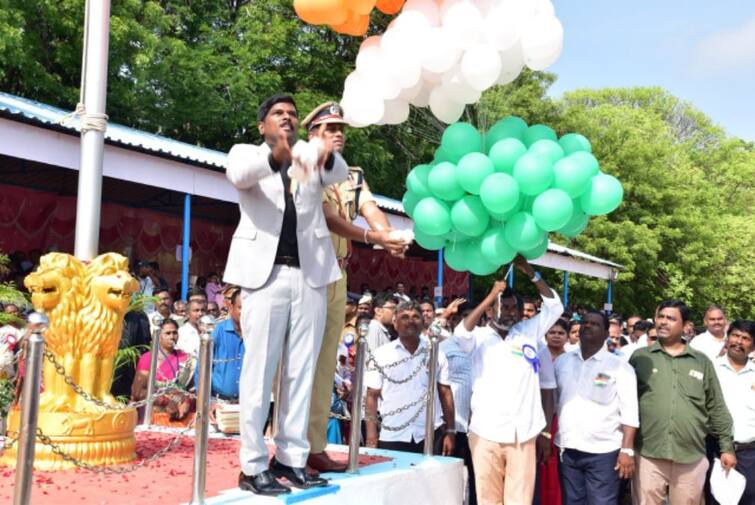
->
xmin=453 ymin=256 xmax=563 ymax=505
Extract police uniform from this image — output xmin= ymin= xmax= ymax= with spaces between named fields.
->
xmin=302 ymin=102 xmax=376 ymax=462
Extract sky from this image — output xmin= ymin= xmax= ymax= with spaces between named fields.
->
xmin=548 ymin=0 xmax=755 ymax=141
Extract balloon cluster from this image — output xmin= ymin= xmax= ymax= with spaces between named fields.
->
xmin=341 ymin=0 xmax=563 ymax=126
xmin=403 ymin=117 xmax=624 ymax=275
xmin=294 ymin=0 xmax=405 ymax=36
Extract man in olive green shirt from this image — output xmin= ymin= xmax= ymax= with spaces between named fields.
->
xmin=629 ymin=300 xmax=736 ymax=504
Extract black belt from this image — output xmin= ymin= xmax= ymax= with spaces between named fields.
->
xmin=274 ymin=256 xmax=300 ymax=268
xmin=735 ymin=441 xmax=755 ymax=451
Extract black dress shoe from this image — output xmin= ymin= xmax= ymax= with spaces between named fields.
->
xmin=270 ymin=458 xmax=330 ymax=489
xmin=238 ymin=470 xmax=291 ymax=496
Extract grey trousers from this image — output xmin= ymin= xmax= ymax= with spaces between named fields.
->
xmin=238 ymin=265 xmax=327 ymax=475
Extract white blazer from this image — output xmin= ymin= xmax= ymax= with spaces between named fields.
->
xmin=223 ymin=142 xmax=348 ymax=290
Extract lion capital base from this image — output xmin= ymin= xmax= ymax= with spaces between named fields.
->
xmin=0 ymin=406 xmax=137 ymax=471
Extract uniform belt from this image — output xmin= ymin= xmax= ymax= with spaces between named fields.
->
xmin=274 ymin=256 xmax=300 ymax=268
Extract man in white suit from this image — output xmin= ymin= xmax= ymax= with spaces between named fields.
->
xmin=224 ymin=94 xmax=348 ymax=496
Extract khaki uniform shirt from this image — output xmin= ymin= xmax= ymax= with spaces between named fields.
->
xmin=322 ymin=167 xmax=375 ymax=260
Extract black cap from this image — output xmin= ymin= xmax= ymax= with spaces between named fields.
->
xmin=257 ymin=93 xmax=297 ymax=122
xmin=346 ymin=293 xmax=360 ymax=305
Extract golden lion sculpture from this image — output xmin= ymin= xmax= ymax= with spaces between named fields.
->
xmin=1 ymin=252 xmax=140 ymax=470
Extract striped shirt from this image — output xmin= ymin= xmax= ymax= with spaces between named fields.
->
xmin=440 ymin=337 xmax=474 ymax=433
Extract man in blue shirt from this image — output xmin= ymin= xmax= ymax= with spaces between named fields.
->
xmin=208 ymin=288 xmax=245 ymax=399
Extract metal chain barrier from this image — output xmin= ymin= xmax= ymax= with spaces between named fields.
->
xmin=34 ymin=417 xmax=197 ymax=474
xmin=43 ymin=350 xmax=196 ymax=410
xmin=365 ymin=345 xmax=429 ymax=385
xmin=0 ymin=436 xmax=18 ymax=453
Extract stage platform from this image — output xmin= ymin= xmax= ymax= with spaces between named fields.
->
xmin=0 ymin=427 xmax=464 ymax=504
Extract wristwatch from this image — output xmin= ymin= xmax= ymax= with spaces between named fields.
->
xmin=619 ymin=448 xmax=635 ymax=457
xmin=530 ymin=271 xmax=542 ymax=283
xmin=539 ymin=431 xmax=552 ymax=440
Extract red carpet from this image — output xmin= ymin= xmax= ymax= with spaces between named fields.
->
xmin=0 ymin=431 xmax=390 ymax=504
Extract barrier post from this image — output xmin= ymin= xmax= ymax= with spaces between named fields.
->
xmin=13 ymin=312 xmax=48 ymax=505
xmin=347 ymin=318 xmax=371 ymax=473
xmin=423 ymin=324 xmax=440 ymax=457
xmin=142 ymin=313 xmax=164 ymax=426
xmin=189 ymin=316 xmax=215 ymax=505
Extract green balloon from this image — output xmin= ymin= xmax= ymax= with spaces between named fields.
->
xmin=484 ymin=116 xmax=527 ymax=150
xmin=520 ymin=237 xmax=549 ymax=260
xmin=488 ymin=138 xmax=527 ymax=174
xmin=413 ymin=197 xmax=452 ymax=236
xmin=523 ymin=124 xmax=557 ymax=147
xmin=558 ymin=205 xmax=589 ymax=238
xmin=504 ymin=211 xmax=546 ymax=251
xmin=414 ymin=227 xmax=447 ymax=251
xmin=532 ymin=189 xmax=574 ymax=231
xmin=528 ymin=139 xmax=565 ymax=164
xmin=456 ymin=152 xmax=495 ymax=195
xmin=488 ymin=197 xmax=522 ymax=222
xmin=444 ymin=229 xmax=473 ymax=244
xmin=444 ymin=241 xmax=468 ymax=272
xmin=465 ymin=240 xmax=501 ymax=276
xmin=402 ymin=191 xmax=421 ymax=217
xmin=434 ymin=146 xmax=453 ymax=163
xmin=513 ymin=153 xmax=554 ymax=196
xmin=451 ymin=195 xmax=490 ymax=237
xmin=553 ymin=156 xmax=594 ymax=198
xmin=580 ymin=173 xmax=624 ymax=216
xmin=520 ymin=194 xmax=536 ymax=213
xmin=441 ymin=122 xmax=482 ymax=162
xmin=480 ymin=226 xmax=517 ymax=265
xmin=428 ymin=161 xmax=465 ymax=201
xmin=569 ymin=151 xmax=600 ymax=177
xmin=559 ymin=133 xmax=592 ymax=155
xmin=479 ymin=172 xmax=520 ymax=214
xmin=406 ymin=164 xmax=433 ymax=198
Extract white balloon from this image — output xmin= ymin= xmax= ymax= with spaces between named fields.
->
xmin=356 ymin=46 xmax=402 ymax=100
xmin=399 ymin=78 xmax=424 ymax=101
xmin=411 ymin=85 xmax=432 ymax=107
xmin=380 ymin=99 xmax=411 ymax=125
xmin=381 ymin=27 xmax=424 ymax=89
xmin=359 ymin=35 xmax=381 ymax=52
xmin=521 ymin=15 xmax=564 ymax=71
xmin=441 ymin=2 xmax=483 ymax=50
xmin=496 ymin=41 xmax=525 ymax=85
xmin=420 ymin=27 xmax=461 ymax=74
xmin=534 ymin=0 xmax=555 ymax=17
xmin=429 ymin=86 xmax=465 ymax=124
xmin=441 ymin=64 xmax=482 ymax=104
xmin=394 ymin=10 xmax=433 ymax=33
xmin=422 ymin=68 xmax=444 ymax=84
xmin=342 ymin=74 xmax=385 ymax=127
xmin=460 ymin=44 xmax=501 ymax=91
xmin=482 ymin=3 xmax=522 ymax=52
xmin=403 ymin=0 xmax=441 ymax=26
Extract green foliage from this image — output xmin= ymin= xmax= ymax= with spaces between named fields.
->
xmin=127 ymin=292 xmax=158 ymax=314
xmin=0 ymin=253 xmax=27 ymax=327
xmin=0 ymin=378 xmax=14 ymax=417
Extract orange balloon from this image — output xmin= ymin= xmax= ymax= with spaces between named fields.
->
xmin=375 ymin=0 xmax=405 ymax=15
xmin=350 ymin=0 xmax=378 ymax=15
xmin=333 ymin=12 xmax=370 ymax=36
xmin=294 ymin=0 xmax=349 ymax=25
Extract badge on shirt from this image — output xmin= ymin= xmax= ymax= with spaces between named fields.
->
xmin=689 ymin=370 xmax=704 ymax=381
xmin=511 ymin=344 xmax=524 ymax=357
xmin=593 ymin=372 xmax=611 ymax=388
xmin=521 ymin=344 xmax=539 ymax=374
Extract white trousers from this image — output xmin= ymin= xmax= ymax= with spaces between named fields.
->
xmin=239 ymin=265 xmax=326 ymax=475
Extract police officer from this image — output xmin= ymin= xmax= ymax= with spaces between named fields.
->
xmin=302 ymin=101 xmax=408 ymax=472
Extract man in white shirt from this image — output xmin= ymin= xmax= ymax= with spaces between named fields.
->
xmin=176 ymin=300 xmax=206 ymax=356
xmin=453 ymin=256 xmax=563 ymax=505
xmin=554 ymin=310 xmax=639 ymax=504
xmin=365 ymin=300 xmax=455 ymax=456
xmin=690 ymin=305 xmax=728 ymax=361
xmin=712 ymin=319 xmax=755 ymax=504
xmin=366 ymin=293 xmax=397 ymax=352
